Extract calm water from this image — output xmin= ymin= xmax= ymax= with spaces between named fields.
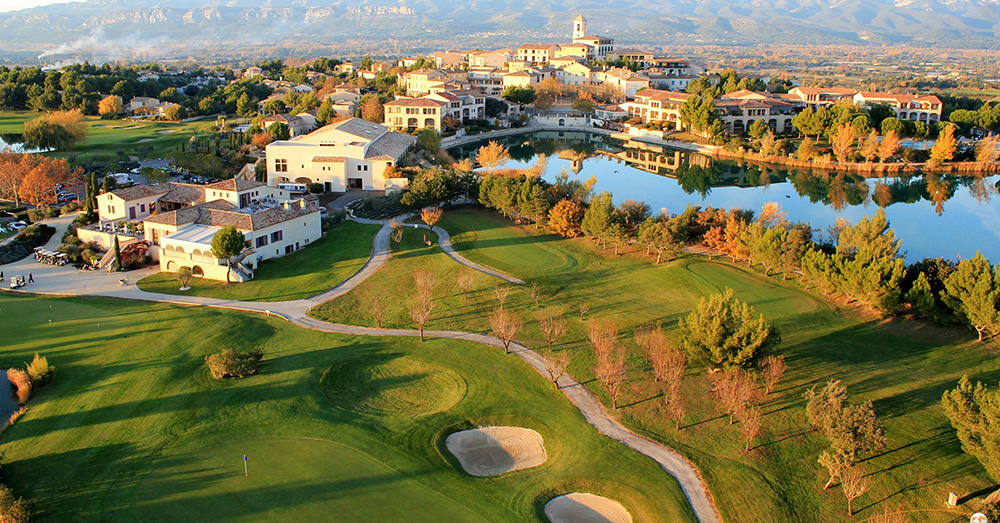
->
xmin=0 ymin=371 xmax=20 ymax=426
xmin=450 ymin=131 xmax=1000 ymax=262
xmin=0 ymin=134 xmax=47 ymax=153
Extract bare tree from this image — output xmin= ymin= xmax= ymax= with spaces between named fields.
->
xmin=869 ymin=505 xmax=908 ymax=523
xmin=537 ymin=310 xmax=566 ymax=350
xmin=390 ymin=218 xmax=404 ymax=245
xmin=712 ymin=370 xmax=757 ymax=424
xmin=529 ymin=282 xmax=541 ymax=307
xmin=413 ymin=268 xmax=436 ymax=303
xmin=761 ymin=355 xmax=787 ymax=395
xmin=595 ymin=346 xmax=627 ymax=409
xmin=408 ymin=298 xmax=435 ymax=341
xmin=420 ymin=206 xmax=443 ymax=228
xmin=368 ymin=295 xmax=387 ymax=328
xmin=662 ymin=380 xmax=685 ymax=429
xmin=457 ymin=268 xmax=475 ymax=300
xmin=579 ymin=302 xmax=589 ymax=320
xmin=587 ymin=320 xmax=618 ymax=360
xmin=489 ymin=307 xmax=524 ymax=354
xmin=544 ymin=352 xmax=570 ymax=388
xmin=494 ymin=284 xmax=511 ymax=307
xmin=840 ymin=463 xmax=870 ymax=516
xmin=737 ymin=404 xmax=763 ymax=451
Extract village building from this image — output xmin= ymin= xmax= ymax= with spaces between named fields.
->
xmin=852 ymin=92 xmax=943 ymax=123
xmin=571 ymin=15 xmax=614 ymax=59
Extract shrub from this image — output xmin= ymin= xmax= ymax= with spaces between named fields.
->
xmin=7 ymin=369 xmax=32 ymax=404
xmin=307 ymin=182 xmax=324 ymax=194
xmin=26 ymin=353 xmax=54 ymax=386
xmin=205 ymin=348 xmax=263 ymax=379
xmin=0 ymin=484 xmax=30 ymax=523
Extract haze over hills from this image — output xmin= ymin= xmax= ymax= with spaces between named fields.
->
xmin=1 ymin=0 xmax=999 ymax=63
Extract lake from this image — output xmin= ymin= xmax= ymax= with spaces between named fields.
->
xmin=0 ymin=134 xmax=48 ymax=154
xmin=449 ymin=131 xmax=1000 ymax=262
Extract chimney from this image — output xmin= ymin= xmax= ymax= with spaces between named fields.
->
xmin=283 ymin=202 xmax=291 ymax=210
xmin=300 ymin=199 xmax=307 ymax=209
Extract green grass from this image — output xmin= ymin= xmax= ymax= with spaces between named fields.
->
xmin=0 ymin=110 xmax=216 ymax=162
xmin=136 ymin=221 xmax=379 ymax=302
xmin=311 ymin=208 xmax=997 ymax=523
xmin=0 ymin=293 xmax=696 ymax=522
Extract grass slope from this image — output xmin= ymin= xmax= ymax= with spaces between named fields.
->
xmin=0 ymin=110 xmax=216 ymax=162
xmin=311 ymin=208 xmax=996 ymax=523
xmin=0 ymin=293 xmax=696 ymax=522
xmin=136 ymin=221 xmax=379 ymax=302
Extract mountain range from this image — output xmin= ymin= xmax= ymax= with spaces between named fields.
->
xmin=1 ymin=0 xmax=999 ymax=63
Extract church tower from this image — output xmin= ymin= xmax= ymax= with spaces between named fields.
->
xmin=573 ymin=14 xmax=587 ymax=40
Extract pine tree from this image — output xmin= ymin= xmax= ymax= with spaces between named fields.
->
xmin=679 ymin=289 xmax=780 ymax=370
xmin=943 ymin=253 xmax=1000 ymax=342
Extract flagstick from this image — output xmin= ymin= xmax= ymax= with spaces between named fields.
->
xmin=244 ymin=456 xmax=248 ymax=477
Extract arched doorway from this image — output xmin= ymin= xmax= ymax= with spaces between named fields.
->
xmin=191 ymin=266 xmax=204 ymax=277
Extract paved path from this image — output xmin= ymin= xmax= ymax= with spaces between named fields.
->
xmin=419 ymin=223 xmax=525 ymax=285
xmin=3 ymin=213 xmax=720 ymax=523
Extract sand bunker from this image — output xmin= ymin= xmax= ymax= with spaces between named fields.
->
xmin=445 ymin=426 xmax=546 ymax=476
xmin=137 ymin=138 xmax=154 ymax=142
xmin=545 ymin=493 xmax=633 ymax=523
xmin=157 ymin=129 xmax=178 ymax=134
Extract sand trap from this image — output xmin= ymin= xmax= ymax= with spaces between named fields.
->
xmin=137 ymin=138 xmax=154 ymax=142
xmin=157 ymin=129 xmax=178 ymax=134
xmin=545 ymin=493 xmax=632 ymax=523
xmin=445 ymin=426 xmax=546 ymax=476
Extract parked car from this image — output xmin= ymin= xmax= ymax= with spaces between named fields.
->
xmin=58 ymin=193 xmax=78 ymax=203
xmin=320 ymin=207 xmax=328 ymax=215
xmin=9 ymin=221 xmax=27 ymax=230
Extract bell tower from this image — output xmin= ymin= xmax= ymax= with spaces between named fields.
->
xmin=573 ymin=14 xmax=587 ymax=40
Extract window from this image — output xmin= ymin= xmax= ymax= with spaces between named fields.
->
xmin=275 ymin=159 xmax=288 ymax=172
xmin=271 ymin=230 xmax=283 ymax=242
xmin=285 ymin=244 xmax=294 ymax=254
xmin=140 ymin=204 xmax=146 ymax=213
xmin=363 ymin=165 xmax=368 ymax=171
xmin=255 ymin=236 xmax=268 ymax=248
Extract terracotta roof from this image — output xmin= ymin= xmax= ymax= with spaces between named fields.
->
xmin=385 ymin=97 xmax=447 ymax=107
xmin=636 ymin=89 xmax=692 ymax=103
xmin=146 ymin=198 xmax=317 ymax=231
xmin=205 ymin=178 xmax=265 ymax=192
xmin=792 ymin=86 xmax=857 ymax=96
xmin=159 ymin=182 xmax=207 ymax=206
xmin=109 ymin=184 xmax=168 ymax=201
xmin=518 ymin=44 xmax=559 ymax=51
xmin=144 ymin=199 xmax=235 ymax=226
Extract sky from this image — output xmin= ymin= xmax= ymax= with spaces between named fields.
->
xmin=0 ymin=0 xmax=75 ymax=13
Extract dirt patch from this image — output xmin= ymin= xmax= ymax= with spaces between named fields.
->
xmin=544 ymin=493 xmax=632 ymax=523
xmin=445 ymin=426 xmax=545 ymax=476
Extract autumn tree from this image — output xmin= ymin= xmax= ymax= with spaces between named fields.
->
xmin=548 ymin=198 xmax=586 ymax=238
xmin=0 ymin=150 xmax=28 ymax=206
xmin=251 ymin=131 xmax=275 ymax=148
xmin=737 ymin=404 xmax=763 ymax=451
xmin=858 ymin=130 xmax=879 ymax=163
xmin=529 ymin=282 xmax=541 ymax=307
xmin=408 ymin=298 xmax=434 ymax=341
xmin=877 ymin=130 xmax=900 ymax=163
xmin=420 ymin=206 xmax=443 ymax=228
xmin=587 ymin=320 xmax=619 ymax=360
xmin=476 ymin=140 xmax=510 ymax=175
xmin=389 ymin=218 xmax=404 ymax=244
xmin=489 ymin=307 xmax=524 ymax=354
xmin=760 ymin=355 xmax=786 ymax=395
xmin=712 ymin=370 xmax=757 ymax=424
xmin=679 ymin=289 xmax=779 ymax=370
xmin=413 ymin=268 xmax=436 ymax=303
xmin=360 ymin=94 xmax=384 ymax=123
xmin=538 ymin=310 xmax=566 ymax=350
xmin=840 ymin=463 xmax=871 ymax=516
xmin=831 ymin=124 xmax=857 ymax=163
xmin=18 ymin=156 xmax=81 ymax=207
xmin=98 ymin=95 xmax=123 ymax=117
xmin=975 ymin=133 xmax=1000 ymax=165
xmin=22 ymin=109 xmax=87 ymax=150
xmin=928 ymin=123 xmax=957 ymax=167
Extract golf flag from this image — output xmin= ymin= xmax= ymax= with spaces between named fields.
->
xmin=243 ymin=454 xmax=248 ymax=476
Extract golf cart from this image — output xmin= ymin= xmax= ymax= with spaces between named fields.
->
xmin=9 ymin=275 xmax=25 ymax=289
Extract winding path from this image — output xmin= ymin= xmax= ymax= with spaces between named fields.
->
xmin=3 ymin=213 xmax=719 ymax=523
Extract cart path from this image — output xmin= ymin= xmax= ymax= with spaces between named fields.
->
xmin=4 ymin=212 xmax=719 ymax=523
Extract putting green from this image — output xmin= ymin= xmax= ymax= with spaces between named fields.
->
xmin=131 ymin=437 xmax=487 ymax=522
xmin=321 ymin=355 xmax=467 ymax=417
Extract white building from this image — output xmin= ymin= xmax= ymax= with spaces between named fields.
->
xmin=265 ymin=118 xmax=416 ymax=192
xmin=571 ymin=15 xmax=614 ymax=59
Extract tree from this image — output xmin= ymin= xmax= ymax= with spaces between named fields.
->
xmin=840 ymin=464 xmax=870 ymax=516
xmin=943 ymin=253 xmax=1000 ymax=341
xmin=420 ymin=206 xmax=443 ymax=228
xmin=22 ymin=109 xmax=87 ymax=151
xmin=928 ymin=123 xmax=957 ymax=167
xmin=737 ymin=405 xmax=763 ymax=451
xmin=0 ymin=484 xmax=30 ymax=523
xmin=113 ymin=235 xmax=122 ymax=272
xmin=748 ymin=119 xmax=769 ymax=140
xmin=0 ymin=151 xmax=27 ymax=206
xmin=416 ymin=127 xmax=441 ymax=153
xmin=98 ymin=95 xmax=123 ymax=116
xmin=581 ymin=191 xmax=617 ymax=247
xmin=476 ymin=140 xmax=510 ymax=175
xmin=571 ymin=92 xmax=596 ymax=114
xmin=595 ymin=345 xmax=627 ymax=409
xmin=796 ymin=137 xmax=818 ymax=161
xmin=805 ymin=380 xmax=886 ymax=487
xmin=236 ymin=93 xmax=254 ymax=116
xmin=485 ymin=97 xmax=509 ymax=118
xmin=501 ymin=85 xmax=537 ymax=106
xmin=494 ymin=284 xmax=511 ymax=306
xmin=390 ymin=219 xmax=404 ymax=244
xmin=877 ymin=130 xmax=900 ymax=163
xmin=679 ymin=289 xmax=779 ymax=370
xmin=268 ymin=122 xmax=290 ymax=140
xmin=712 ymin=370 xmax=757 ymax=424
xmin=368 ymin=295 xmax=387 ymax=328
xmin=456 ymin=268 xmax=475 ymax=300
xmin=975 ymin=133 xmax=1000 ymax=165
xmin=858 ymin=130 xmax=879 ymax=163
xmin=548 ymin=198 xmax=585 ymax=238
xmin=408 ymin=298 xmax=434 ymax=341
xmin=488 ymin=307 xmax=524 ymax=354
xmin=544 ymin=352 xmax=570 ymax=388
xmin=942 ymin=375 xmax=1000 ymax=481
xmin=210 ymin=225 xmax=246 ymax=284
xmin=904 ymin=271 xmax=937 ymax=318
xmin=19 ymin=156 xmax=80 ymax=207
xmin=359 ymin=94 xmax=384 ymax=123
xmin=177 ymin=266 xmax=193 ymax=289
xmin=251 ymin=131 xmax=275 ymax=148
xmin=162 ymin=104 xmax=187 ymax=121
xmin=760 ymin=355 xmax=786 ymax=395
xmin=831 ymin=124 xmax=857 ymax=163
xmin=538 ymin=310 xmax=566 ymax=350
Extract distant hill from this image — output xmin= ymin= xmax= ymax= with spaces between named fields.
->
xmin=1 ymin=0 xmax=999 ymax=63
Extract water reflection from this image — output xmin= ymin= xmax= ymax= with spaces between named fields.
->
xmin=449 ymin=132 xmax=1000 ymax=261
